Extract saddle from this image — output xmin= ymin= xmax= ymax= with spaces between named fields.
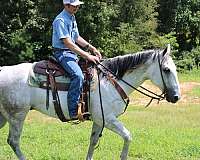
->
xmin=33 ymin=56 xmax=95 ymax=122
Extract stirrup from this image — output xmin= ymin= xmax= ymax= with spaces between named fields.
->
xmin=77 ymin=103 xmax=85 ymax=121
xmin=77 ymin=103 xmax=91 ymax=121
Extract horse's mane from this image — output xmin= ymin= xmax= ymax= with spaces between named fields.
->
xmin=101 ymin=50 xmax=157 ymax=79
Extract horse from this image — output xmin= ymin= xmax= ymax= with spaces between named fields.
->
xmin=0 ymin=44 xmax=180 ymax=160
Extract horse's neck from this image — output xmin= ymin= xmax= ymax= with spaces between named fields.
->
xmin=118 ymin=66 xmax=147 ymax=95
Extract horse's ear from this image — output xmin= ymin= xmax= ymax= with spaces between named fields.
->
xmin=162 ymin=44 xmax=171 ymax=57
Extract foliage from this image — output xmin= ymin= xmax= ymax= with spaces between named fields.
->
xmin=176 ymin=0 xmax=200 ymax=51
xmin=191 ymin=46 xmax=200 ymax=69
xmin=158 ymin=0 xmax=200 ymax=70
xmin=175 ymin=46 xmax=200 ymax=72
xmin=0 ymin=0 xmax=61 ymax=65
xmin=77 ymin=0 xmax=159 ymax=57
xmin=176 ymin=57 xmax=194 ymax=72
xmin=0 ymin=0 xmax=199 ymax=71
xmin=157 ymin=0 xmax=177 ymax=33
xmin=118 ymin=0 xmax=159 ymax=51
xmin=157 ymin=32 xmax=179 ymax=55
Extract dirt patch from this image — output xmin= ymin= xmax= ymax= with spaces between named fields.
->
xmin=178 ymin=82 xmax=200 ymax=104
xmin=131 ymin=82 xmax=200 ymax=105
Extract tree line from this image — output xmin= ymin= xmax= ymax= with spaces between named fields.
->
xmin=0 ymin=0 xmax=199 ymax=71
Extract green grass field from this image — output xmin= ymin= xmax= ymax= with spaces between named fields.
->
xmin=0 ymin=70 xmax=199 ymax=160
xmin=178 ymin=69 xmax=200 ymax=82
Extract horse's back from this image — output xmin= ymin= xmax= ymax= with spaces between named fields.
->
xmin=0 ymin=63 xmax=33 ymax=107
xmin=0 ymin=63 xmax=33 ymax=85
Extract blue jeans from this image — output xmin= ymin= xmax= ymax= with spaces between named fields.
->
xmin=54 ymin=52 xmax=84 ymax=118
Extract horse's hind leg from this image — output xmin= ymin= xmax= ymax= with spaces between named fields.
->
xmin=0 ymin=113 xmax=7 ymax=129
xmin=6 ymin=109 xmax=29 ymax=160
xmin=8 ymin=119 xmax=26 ymax=160
xmin=86 ymin=122 xmax=102 ymax=160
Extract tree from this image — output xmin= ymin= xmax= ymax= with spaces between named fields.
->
xmin=1 ymin=0 xmax=188 ymax=66
xmin=0 ymin=0 xmax=62 ymax=65
xmin=176 ymin=0 xmax=200 ymax=51
xmin=77 ymin=0 xmax=160 ymax=57
xmin=157 ymin=0 xmax=177 ymax=34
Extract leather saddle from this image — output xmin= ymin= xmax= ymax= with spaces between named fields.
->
xmin=33 ymin=56 xmax=95 ymax=122
xmin=33 ymin=57 xmax=68 ymax=91
xmin=34 ymin=57 xmax=65 ymax=77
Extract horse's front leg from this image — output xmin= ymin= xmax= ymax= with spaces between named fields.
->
xmin=86 ymin=122 xmax=102 ymax=160
xmin=106 ymin=117 xmax=132 ymax=160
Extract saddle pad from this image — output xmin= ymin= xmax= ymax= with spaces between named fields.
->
xmin=28 ymin=62 xmax=71 ymax=91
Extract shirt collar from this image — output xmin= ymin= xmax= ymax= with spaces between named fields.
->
xmin=63 ymin=9 xmax=74 ymax=20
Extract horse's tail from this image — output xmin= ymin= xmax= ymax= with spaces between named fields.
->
xmin=0 ymin=113 xmax=7 ymax=129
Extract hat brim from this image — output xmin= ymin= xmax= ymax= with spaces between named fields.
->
xmin=66 ymin=1 xmax=84 ymax=6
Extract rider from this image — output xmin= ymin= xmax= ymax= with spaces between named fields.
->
xmin=52 ymin=0 xmax=102 ymax=121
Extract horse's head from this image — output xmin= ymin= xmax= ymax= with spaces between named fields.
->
xmin=147 ymin=44 xmax=181 ymax=103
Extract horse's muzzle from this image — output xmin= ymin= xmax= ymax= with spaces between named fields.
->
xmin=166 ymin=90 xmax=181 ymax=103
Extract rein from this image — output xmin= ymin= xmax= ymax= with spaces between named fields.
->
xmin=96 ymin=52 xmax=167 ymax=108
xmin=96 ymin=68 xmax=105 ymax=138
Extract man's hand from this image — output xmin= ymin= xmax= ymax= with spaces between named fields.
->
xmin=93 ymin=49 xmax=102 ymax=60
xmin=75 ymin=36 xmax=102 ymax=59
xmin=90 ymin=46 xmax=102 ymax=60
xmin=86 ymin=54 xmax=100 ymax=64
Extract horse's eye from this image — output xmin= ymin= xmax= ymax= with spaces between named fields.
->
xmin=163 ymin=67 xmax=170 ymax=73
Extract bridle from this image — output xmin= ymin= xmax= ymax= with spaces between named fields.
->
xmin=96 ymin=51 xmax=168 ymax=108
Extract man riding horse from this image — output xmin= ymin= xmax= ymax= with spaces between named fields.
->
xmin=52 ymin=0 xmax=102 ymax=121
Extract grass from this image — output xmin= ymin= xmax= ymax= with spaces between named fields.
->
xmin=126 ymin=104 xmax=200 ymax=160
xmin=178 ymin=69 xmax=200 ymax=82
xmin=1 ymin=103 xmax=200 ymax=160
xmin=189 ymin=86 xmax=200 ymax=97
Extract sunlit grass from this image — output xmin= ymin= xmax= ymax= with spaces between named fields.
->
xmin=178 ymin=69 xmax=200 ymax=82
xmin=189 ymin=86 xmax=200 ymax=97
xmin=1 ymin=103 xmax=200 ymax=160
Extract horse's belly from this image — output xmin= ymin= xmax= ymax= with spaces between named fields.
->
xmin=30 ymin=88 xmax=70 ymax=120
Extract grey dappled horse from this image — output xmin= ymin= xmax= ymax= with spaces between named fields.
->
xmin=0 ymin=45 xmax=180 ymax=160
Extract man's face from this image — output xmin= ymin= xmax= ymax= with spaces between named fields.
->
xmin=65 ymin=4 xmax=80 ymax=15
